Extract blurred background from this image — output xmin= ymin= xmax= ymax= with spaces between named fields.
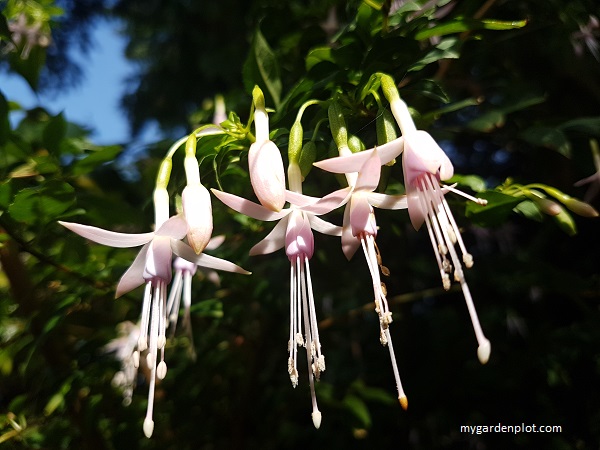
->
xmin=0 ymin=1 xmax=599 ymax=449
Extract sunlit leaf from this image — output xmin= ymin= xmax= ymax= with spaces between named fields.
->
xmin=8 ymin=181 xmax=75 ymax=224
xmin=414 ymin=17 xmax=528 ymax=40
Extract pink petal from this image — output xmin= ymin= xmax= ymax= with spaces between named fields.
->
xmin=367 ymin=192 xmax=408 ymax=210
xmin=59 ymin=221 xmax=154 ymax=248
xmin=406 ymin=184 xmax=426 ymax=230
xmin=171 ymin=240 xmax=251 ymax=274
xmin=211 ymin=189 xmax=289 ymax=221
xmin=355 ymin=149 xmax=382 ymax=192
xmin=249 ymin=216 xmax=289 ymax=256
xmin=313 ymin=137 xmax=404 ymax=173
xmin=143 ymin=236 xmax=173 ymax=283
xmin=349 ymin=194 xmax=377 ymax=237
xmin=308 ymin=215 xmax=342 ymax=236
xmin=205 ymin=235 xmax=225 ymax=250
xmin=403 ymin=131 xmax=454 ymax=184
xmin=115 ymin=243 xmax=150 ymax=298
xmin=285 ymin=211 xmax=314 ymax=261
xmin=155 ymin=215 xmax=188 ymax=239
xmin=299 ymin=187 xmax=352 ymax=215
xmin=285 ymin=189 xmax=319 ymax=208
xmin=341 ymin=205 xmax=360 ymax=260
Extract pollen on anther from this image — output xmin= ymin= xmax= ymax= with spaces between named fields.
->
xmin=399 ymin=395 xmax=408 ymax=411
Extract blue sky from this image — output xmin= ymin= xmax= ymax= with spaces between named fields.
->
xmin=1 ymin=18 xmax=160 ymax=146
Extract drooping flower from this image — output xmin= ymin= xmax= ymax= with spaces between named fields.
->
xmin=212 ymin=186 xmax=347 ymax=428
xmin=312 ymin=148 xmax=409 ymax=408
xmin=574 ymin=140 xmax=600 ymax=202
xmin=103 ymin=321 xmax=141 ymax=407
xmin=60 ymin=176 xmax=249 ymax=438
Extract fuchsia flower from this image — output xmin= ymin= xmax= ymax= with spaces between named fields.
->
xmin=212 ymin=187 xmax=348 ymax=428
xmin=60 ymin=194 xmax=249 ymax=438
xmin=312 ymin=148 xmax=409 ymax=408
xmin=316 ymin=129 xmax=491 ymax=365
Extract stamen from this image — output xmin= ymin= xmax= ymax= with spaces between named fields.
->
xmin=443 ymin=184 xmax=488 ymax=205
xmin=166 ymin=271 xmax=183 ymax=328
xmin=138 ymin=282 xmax=152 ymax=351
xmin=384 ymin=328 xmax=407 ymax=410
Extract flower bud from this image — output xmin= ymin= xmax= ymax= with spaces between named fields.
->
xmin=248 ymin=140 xmax=286 ymax=211
xmin=564 ymin=197 xmax=599 ymax=217
xmin=182 ymin=183 xmax=213 ymax=254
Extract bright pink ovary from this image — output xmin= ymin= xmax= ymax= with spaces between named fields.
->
xmin=285 ymin=211 xmax=315 ymax=261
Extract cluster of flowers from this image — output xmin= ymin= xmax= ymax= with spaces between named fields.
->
xmin=61 ymin=74 xmax=492 ymax=437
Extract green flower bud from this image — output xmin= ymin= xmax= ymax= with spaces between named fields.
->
xmin=288 ymin=121 xmax=303 ymax=164
xmin=564 ymin=197 xmax=599 ymax=217
xmin=298 ymin=140 xmax=317 ymax=178
xmin=328 ymin=101 xmax=348 ymax=150
xmin=553 ymin=206 xmax=577 ymax=236
xmin=376 ymin=107 xmax=398 ymax=145
xmin=348 ymin=134 xmax=365 ymax=154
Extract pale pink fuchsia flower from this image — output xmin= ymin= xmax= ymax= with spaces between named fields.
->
xmin=319 ymin=128 xmax=491 ymax=364
xmin=312 ymin=148 xmax=409 ymax=408
xmin=104 ymin=321 xmax=141 ymax=407
xmin=402 ymin=133 xmax=491 ymax=364
xmin=249 ymin=87 xmax=286 ymax=212
xmin=60 ymin=195 xmax=248 ymax=438
xmin=5 ymin=13 xmax=51 ymax=59
xmin=212 ymin=187 xmax=347 ymax=428
xmin=574 ymin=141 xmax=600 ymax=202
xmin=571 ymin=15 xmax=600 ymax=62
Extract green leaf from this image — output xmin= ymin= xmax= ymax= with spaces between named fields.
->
xmin=514 ymin=200 xmax=543 ymax=222
xmin=70 ymin=146 xmax=122 ymax=175
xmin=560 ymin=117 xmax=600 ymax=136
xmin=243 ymin=29 xmax=282 ymax=109
xmin=42 ymin=112 xmax=67 ymax=154
xmin=343 ymin=394 xmax=371 ymax=428
xmin=414 ymin=17 xmax=528 ymax=40
xmin=8 ymin=45 xmax=46 ymax=91
xmin=520 ymin=126 xmax=572 ymax=157
xmin=306 ymin=46 xmax=333 ymax=71
xmin=409 ymin=37 xmax=461 ymax=72
xmin=465 ymin=190 xmax=523 ymax=226
xmin=0 ymin=90 xmax=9 ymax=145
xmin=449 ymin=174 xmax=487 ymax=192
xmin=8 ymin=180 xmax=75 ymax=225
xmin=0 ymin=12 xmax=11 ymax=40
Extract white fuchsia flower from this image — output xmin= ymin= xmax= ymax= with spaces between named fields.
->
xmin=212 ymin=186 xmax=347 ymax=428
xmin=312 ymin=148 xmax=409 ymax=409
xmin=60 ymin=179 xmax=249 ymax=438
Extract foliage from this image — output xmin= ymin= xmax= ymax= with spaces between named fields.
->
xmin=1 ymin=1 xmax=599 ymax=449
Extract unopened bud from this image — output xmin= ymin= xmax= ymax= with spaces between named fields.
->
xmin=182 ymin=183 xmax=213 ymax=253
xmin=564 ymin=197 xmax=599 ymax=217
